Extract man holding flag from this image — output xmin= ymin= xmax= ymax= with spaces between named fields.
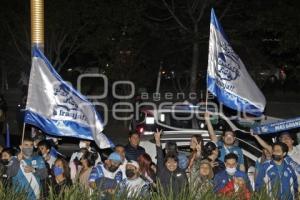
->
xmin=205 ymin=8 xmax=267 ymax=172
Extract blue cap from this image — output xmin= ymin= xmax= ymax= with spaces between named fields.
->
xmin=108 ymin=152 xmax=122 ymax=164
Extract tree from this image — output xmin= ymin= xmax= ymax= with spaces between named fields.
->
xmin=1 ymin=0 xmax=87 ymax=73
xmin=144 ymin=0 xmax=234 ymax=95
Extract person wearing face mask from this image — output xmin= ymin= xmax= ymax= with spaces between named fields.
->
xmin=255 ymin=142 xmax=298 ymax=200
xmin=8 ymin=137 xmax=48 ymax=200
xmin=154 ymin=130 xmax=188 ymax=198
xmin=88 ymin=152 xmax=123 ymax=192
xmin=213 ymin=153 xmax=251 ymax=193
xmin=0 ymin=148 xmax=15 ymax=186
xmin=52 ymin=157 xmax=72 ymax=195
xmin=119 ymin=160 xmax=150 ymax=197
xmin=205 ymin=112 xmax=245 ymax=172
xmin=251 ymin=131 xmax=300 ymax=192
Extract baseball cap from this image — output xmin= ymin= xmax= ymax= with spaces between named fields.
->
xmin=108 ymin=152 xmax=122 ymax=164
xmin=126 ymin=160 xmax=139 ymax=169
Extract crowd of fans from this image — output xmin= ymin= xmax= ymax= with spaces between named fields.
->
xmin=0 ymin=112 xmax=299 ymax=200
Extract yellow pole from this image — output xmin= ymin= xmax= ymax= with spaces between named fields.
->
xmin=31 ymin=0 xmax=44 ymax=51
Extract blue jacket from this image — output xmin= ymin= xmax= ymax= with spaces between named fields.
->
xmin=88 ymin=163 xmax=123 ymax=190
xmin=9 ymin=156 xmax=47 ymax=200
xmin=213 ymin=169 xmax=251 ymax=192
xmin=255 ymin=160 xmax=298 ymax=200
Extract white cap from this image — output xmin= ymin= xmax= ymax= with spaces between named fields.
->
xmin=126 ymin=160 xmax=139 ymax=169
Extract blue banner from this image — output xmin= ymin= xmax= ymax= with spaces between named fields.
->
xmin=252 ymin=116 xmax=300 ymax=135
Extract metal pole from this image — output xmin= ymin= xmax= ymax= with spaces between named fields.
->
xmin=31 ymin=0 xmax=44 ymax=51
xmin=23 ymin=0 xmax=44 ymax=145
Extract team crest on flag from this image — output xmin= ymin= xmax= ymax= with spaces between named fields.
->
xmin=24 ymin=46 xmax=114 ymax=149
xmin=207 ymin=8 xmax=266 ymax=116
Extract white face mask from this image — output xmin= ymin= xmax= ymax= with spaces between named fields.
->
xmin=79 ymin=141 xmax=87 ymax=149
xmin=226 ymin=167 xmax=237 ymax=175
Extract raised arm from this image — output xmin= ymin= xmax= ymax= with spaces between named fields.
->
xmin=154 ymin=129 xmax=164 ymax=170
xmin=205 ymin=112 xmax=218 ymax=143
xmin=250 ymin=130 xmax=272 ymax=154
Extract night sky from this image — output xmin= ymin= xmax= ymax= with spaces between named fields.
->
xmin=0 ymin=0 xmax=300 ymax=93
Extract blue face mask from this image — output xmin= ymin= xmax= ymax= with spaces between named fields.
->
xmin=53 ymin=166 xmax=64 ymax=176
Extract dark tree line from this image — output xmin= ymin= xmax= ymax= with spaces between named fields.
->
xmin=1 ymin=0 xmax=300 ymax=93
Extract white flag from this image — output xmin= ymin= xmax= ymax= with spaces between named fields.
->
xmin=25 ymin=47 xmax=113 ymax=149
xmin=207 ymin=9 xmax=266 ymax=115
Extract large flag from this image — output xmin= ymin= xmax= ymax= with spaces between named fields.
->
xmin=207 ymin=9 xmax=266 ymax=116
xmin=24 ymin=47 xmax=113 ymax=149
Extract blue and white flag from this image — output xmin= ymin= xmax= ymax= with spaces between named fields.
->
xmin=207 ymin=9 xmax=266 ymax=115
xmin=24 ymin=47 xmax=113 ymax=149
xmin=252 ymin=116 xmax=300 ymax=135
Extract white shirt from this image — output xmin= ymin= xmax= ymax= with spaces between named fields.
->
xmin=119 ymin=159 xmax=128 ymax=178
xmin=121 ymin=177 xmax=149 ymax=197
xmin=288 ymin=144 xmax=300 ymax=164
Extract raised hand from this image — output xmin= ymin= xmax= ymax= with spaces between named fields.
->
xmin=154 ymin=129 xmax=163 ymax=146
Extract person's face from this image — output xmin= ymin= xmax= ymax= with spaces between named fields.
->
xmin=225 ymin=158 xmax=237 ymax=168
xmin=1 ymin=152 xmax=11 ymax=161
xmin=55 ymin=160 xmax=64 ymax=169
xmin=20 ymin=140 xmax=34 ymax=149
xmin=190 ymin=137 xmax=198 ymax=150
xmin=38 ymin=146 xmax=49 ymax=155
xmin=272 ymin=145 xmax=285 ymax=161
xmin=199 ymin=163 xmax=210 ymax=177
xmin=280 ymin=134 xmax=294 ymax=148
xmin=165 ymin=158 xmax=178 ymax=172
xmin=223 ymin=131 xmax=235 ymax=145
xmin=212 ymin=148 xmax=219 ymax=157
xmin=106 ymin=160 xmax=121 ymax=172
xmin=126 ymin=165 xmax=138 ymax=174
xmin=129 ymin=134 xmax=140 ymax=147
xmin=115 ymin=146 xmax=126 ymax=161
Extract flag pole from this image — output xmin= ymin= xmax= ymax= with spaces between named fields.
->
xmin=21 ymin=123 xmax=26 ymax=147
xmin=21 ymin=0 xmax=44 ymax=147
xmin=31 ymin=0 xmax=44 ymax=51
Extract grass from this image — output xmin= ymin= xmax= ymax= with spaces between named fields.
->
xmin=0 ymin=181 xmax=294 ymax=200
